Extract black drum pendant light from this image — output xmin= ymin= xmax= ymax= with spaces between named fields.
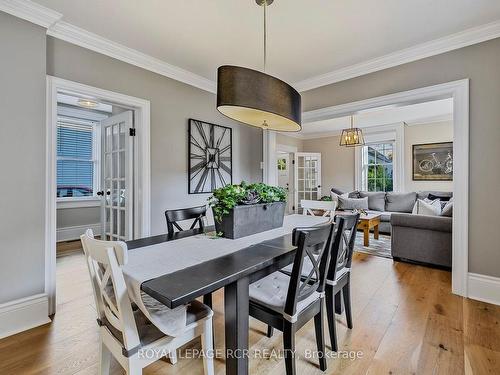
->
xmin=217 ymin=0 xmax=302 ymax=132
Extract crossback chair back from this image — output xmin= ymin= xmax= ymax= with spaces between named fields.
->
xmin=284 ymin=222 xmax=340 ymax=317
xmin=80 ymin=229 xmax=141 ymax=353
xmin=301 ymin=199 xmax=337 ymax=218
xmin=165 ymin=205 xmax=207 ymax=236
xmin=328 ymin=213 xmax=359 ymax=281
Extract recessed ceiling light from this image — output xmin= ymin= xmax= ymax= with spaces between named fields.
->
xmin=77 ymin=98 xmax=99 ymax=109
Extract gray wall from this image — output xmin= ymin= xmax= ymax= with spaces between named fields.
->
xmin=302 ymin=37 xmax=500 ymax=278
xmin=301 ymin=121 xmax=454 ymax=194
xmin=404 ymin=121 xmax=454 ymax=192
xmin=0 ymin=13 xmax=46 ymax=303
xmin=303 ymin=134 xmax=355 ymax=193
xmin=46 ymin=37 xmax=263 ymax=235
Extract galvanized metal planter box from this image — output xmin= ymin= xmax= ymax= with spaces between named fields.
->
xmin=214 ymin=202 xmax=286 ymax=239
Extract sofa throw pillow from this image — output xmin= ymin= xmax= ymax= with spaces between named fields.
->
xmin=331 ymin=187 xmax=344 ymax=196
xmin=359 ymin=191 xmax=385 ymax=211
xmin=417 ymin=191 xmax=453 ymax=200
xmin=338 ymin=196 xmax=368 ymax=210
xmin=330 ymin=187 xmax=347 ymax=203
xmin=412 ymin=199 xmax=442 ymax=216
xmin=441 ymin=198 xmax=453 ymax=217
xmin=428 ymin=193 xmax=452 ymax=202
xmin=386 ymin=192 xmax=417 ymax=213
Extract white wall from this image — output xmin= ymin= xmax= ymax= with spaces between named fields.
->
xmin=276 ymin=133 xmax=304 ymax=151
xmin=404 ymin=120 xmax=454 ymax=192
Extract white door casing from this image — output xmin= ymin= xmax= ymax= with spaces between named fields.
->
xmin=46 ymin=76 xmax=151 ymax=315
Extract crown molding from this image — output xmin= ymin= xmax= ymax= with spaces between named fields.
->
xmin=294 ymin=20 xmax=500 ymax=92
xmin=0 ymin=0 xmax=62 ymax=28
xmin=47 ymin=22 xmax=217 ymax=93
xmin=3 ymin=0 xmax=498 ymax=95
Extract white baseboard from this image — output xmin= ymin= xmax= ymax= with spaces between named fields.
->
xmin=57 ymin=223 xmax=100 ymax=242
xmin=0 ymin=294 xmax=51 ymax=339
xmin=467 ymin=273 xmax=500 ymax=306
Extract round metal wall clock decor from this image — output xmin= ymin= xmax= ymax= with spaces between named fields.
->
xmin=188 ymin=119 xmax=232 ymax=194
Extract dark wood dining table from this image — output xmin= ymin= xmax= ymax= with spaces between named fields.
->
xmin=126 ymin=226 xmax=300 ymax=375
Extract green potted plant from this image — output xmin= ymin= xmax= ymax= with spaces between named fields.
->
xmin=208 ymin=182 xmax=287 ymax=239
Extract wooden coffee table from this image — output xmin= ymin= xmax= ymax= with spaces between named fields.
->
xmin=357 ymin=213 xmax=381 ymax=246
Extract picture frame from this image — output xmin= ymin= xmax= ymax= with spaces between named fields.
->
xmin=412 ymin=142 xmax=453 ymax=181
xmin=188 ymin=119 xmax=232 ymax=194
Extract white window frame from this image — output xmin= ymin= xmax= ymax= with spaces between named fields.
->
xmin=354 ymin=123 xmax=405 ymax=192
xmin=56 ymin=117 xmax=102 ymax=209
xmin=360 ymin=141 xmax=395 ymax=192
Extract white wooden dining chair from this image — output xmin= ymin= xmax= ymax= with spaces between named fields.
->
xmin=80 ymin=229 xmax=214 ymax=375
xmin=301 ymin=199 xmax=337 ymax=218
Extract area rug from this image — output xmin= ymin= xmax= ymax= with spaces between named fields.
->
xmin=354 ymin=232 xmax=392 ymax=259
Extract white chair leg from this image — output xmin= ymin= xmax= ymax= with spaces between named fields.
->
xmin=201 ymin=318 xmax=215 ymax=375
xmin=168 ymin=349 xmax=178 ymax=365
xmin=126 ymin=359 xmax=143 ymax=375
xmin=98 ymin=341 xmax=111 ymax=375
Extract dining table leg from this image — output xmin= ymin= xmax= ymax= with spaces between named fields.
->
xmin=224 ymin=276 xmax=250 ymax=375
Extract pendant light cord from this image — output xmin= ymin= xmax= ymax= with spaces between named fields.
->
xmin=263 ymin=1 xmax=267 ymax=72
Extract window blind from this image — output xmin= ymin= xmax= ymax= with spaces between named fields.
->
xmin=57 ymin=123 xmax=94 ymax=197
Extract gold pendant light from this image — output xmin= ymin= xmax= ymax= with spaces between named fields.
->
xmin=216 ymin=0 xmax=302 ymax=132
xmin=340 ymin=116 xmax=365 ymax=147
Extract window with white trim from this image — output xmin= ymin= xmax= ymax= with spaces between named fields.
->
xmin=56 ymin=120 xmax=99 ymax=199
xmin=361 ymin=142 xmax=394 ymax=192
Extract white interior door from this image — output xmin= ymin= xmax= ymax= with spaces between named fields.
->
xmin=295 ymin=152 xmax=322 ymax=212
xmin=100 ymin=111 xmax=134 ymax=241
xmin=277 ymin=152 xmax=295 ymax=213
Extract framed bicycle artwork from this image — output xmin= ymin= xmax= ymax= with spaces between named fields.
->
xmin=412 ymin=142 xmax=453 ymax=181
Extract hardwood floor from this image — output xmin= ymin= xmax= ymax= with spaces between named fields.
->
xmin=1 ymin=251 xmax=499 ymax=374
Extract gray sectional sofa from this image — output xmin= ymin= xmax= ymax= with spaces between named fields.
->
xmin=391 ymin=213 xmax=452 ymax=268
xmin=333 ymin=189 xmax=452 ymax=268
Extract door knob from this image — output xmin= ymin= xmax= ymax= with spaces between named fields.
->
xmin=97 ymin=191 xmax=104 ymax=196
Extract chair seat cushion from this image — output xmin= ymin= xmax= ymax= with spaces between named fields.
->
xmin=101 ymin=299 xmax=211 ymax=348
xmin=249 ymin=271 xmax=320 ymax=316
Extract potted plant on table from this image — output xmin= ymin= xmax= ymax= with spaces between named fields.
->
xmin=208 ymin=182 xmax=287 ymax=239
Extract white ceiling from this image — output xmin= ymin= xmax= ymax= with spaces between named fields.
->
xmin=57 ymin=93 xmax=113 ymax=113
xmin=35 ymin=0 xmax=500 ymax=84
xmin=292 ymin=98 xmax=453 ymax=139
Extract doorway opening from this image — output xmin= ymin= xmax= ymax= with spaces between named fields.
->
xmin=55 ymin=92 xmax=134 ymax=258
xmin=46 ymin=77 xmax=151 ymax=315
xmin=264 ymin=80 xmax=469 ymax=297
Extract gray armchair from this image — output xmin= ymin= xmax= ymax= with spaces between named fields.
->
xmin=391 ymin=213 xmax=452 ymax=268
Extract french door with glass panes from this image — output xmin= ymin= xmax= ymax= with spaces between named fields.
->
xmin=295 ymin=152 xmax=322 ymax=213
xmin=100 ymin=111 xmax=134 ymax=241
